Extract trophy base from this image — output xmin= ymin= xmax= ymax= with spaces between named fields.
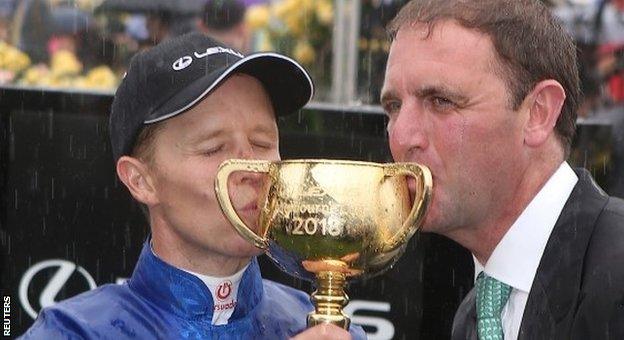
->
xmin=307 ymin=313 xmax=351 ymax=330
xmin=307 ymin=271 xmax=350 ymax=330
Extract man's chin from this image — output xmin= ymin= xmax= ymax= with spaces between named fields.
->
xmin=417 ymin=207 xmax=440 ymax=233
xmin=232 ymin=240 xmax=264 ymax=257
xmin=239 ymin=248 xmax=264 ymax=259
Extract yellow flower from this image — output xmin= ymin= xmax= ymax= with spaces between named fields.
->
xmin=246 ymin=5 xmax=271 ymax=30
xmin=19 ymin=65 xmax=50 ymax=86
xmin=284 ymin=15 xmax=305 ymax=37
xmin=293 ymin=40 xmax=315 ymax=65
xmin=72 ymin=76 xmax=89 ymax=89
xmin=0 ymin=41 xmax=31 ymax=73
xmin=315 ymin=0 xmax=334 ymax=25
xmin=83 ymin=65 xmax=118 ymax=89
xmin=50 ymin=50 xmax=83 ymax=77
xmin=300 ymin=0 xmax=314 ymax=12
xmin=273 ymin=0 xmax=298 ymax=20
xmin=48 ymin=76 xmax=74 ymax=88
xmin=69 ymin=66 xmax=118 ymax=90
xmin=273 ymin=0 xmax=315 ymax=37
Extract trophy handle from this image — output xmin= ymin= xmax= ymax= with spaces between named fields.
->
xmin=215 ymin=159 xmax=271 ymax=249
xmin=382 ymin=163 xmax=433 ymax=251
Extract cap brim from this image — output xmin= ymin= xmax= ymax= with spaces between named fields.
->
xmin=144 ymin=52 xmax=314 ymax=124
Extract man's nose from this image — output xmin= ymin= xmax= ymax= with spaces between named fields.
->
xmin=234 ymin=140 xmax=255 ymax=160
xmin=388 ymin=104 xmax=429 ymax=158
xmin=230 ymin=141 xmax=265 ymax=189
xmin=227 ymin=169 xmax=264 ymax=200
xmin=238 ymin=171 xmax=264 ymax=189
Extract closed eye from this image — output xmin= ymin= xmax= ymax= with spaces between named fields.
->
xmin=203 ymin=145 xmax=223 ymax=157
xmin=252 ymin=142 xmax=272 ymax=149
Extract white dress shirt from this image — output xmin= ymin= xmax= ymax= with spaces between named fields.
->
xmin=473 ymin=162 xmax=578 ymax=339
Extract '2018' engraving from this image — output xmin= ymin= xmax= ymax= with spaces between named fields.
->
xmin=287 ymin=217 xmax=342 ymax=236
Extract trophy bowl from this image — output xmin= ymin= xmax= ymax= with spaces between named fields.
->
xmin=215 ymin=159 xmax=431 ymax=329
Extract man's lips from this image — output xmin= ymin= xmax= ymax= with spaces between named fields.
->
xmin=407 ymin=177 xmax=417 ymax=193
xmin=232 ymin=202 xmax=260 ymax=231
xmin=406 ymin=173 xmax=436 ymax=202
xmin=238 ymin=202 xmax=259 ymax=214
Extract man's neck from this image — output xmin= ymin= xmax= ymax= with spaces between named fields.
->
xmin=446 ymin=160 xmax=563 ymax=264
xmin=150 ymin=227 xmax=251 ymax=277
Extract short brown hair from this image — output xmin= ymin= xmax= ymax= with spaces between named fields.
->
xmin=131 ymin=123 xmax=164 ymax=163
xmin=388 ymin=0 xmax=580 ymax=157
xmin=129 ymin=123 xmax=164 ymax=219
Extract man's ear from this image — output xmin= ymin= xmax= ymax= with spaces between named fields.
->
xmin=524 ymin=79 xmax=566 ymax=148
xmin=116 ymin=156 xmax=158 ymax=205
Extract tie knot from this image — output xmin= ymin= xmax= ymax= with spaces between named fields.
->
xmin=476 ymin=272 xmax=512 ymax=319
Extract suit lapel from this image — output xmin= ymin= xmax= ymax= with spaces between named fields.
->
xmin=452 ymin=288 xmax=478 ymax=340
xmin=518 ymin=169 xmax=608 ymax=340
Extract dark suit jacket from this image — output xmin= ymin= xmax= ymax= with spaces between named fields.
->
xmin=452 ymin=169 xmax=624 ymax=340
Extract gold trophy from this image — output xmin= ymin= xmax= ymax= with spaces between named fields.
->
xmin=215 ymin=159 xmax=431 ymax=329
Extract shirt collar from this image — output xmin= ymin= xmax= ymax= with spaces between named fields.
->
xmin=128 ymin=240 xmax=264 ymax=321
xmin=149 ymin=241 xmax=250 ymax=294
xmin=474 ymin=162 xmax=578 ymax=292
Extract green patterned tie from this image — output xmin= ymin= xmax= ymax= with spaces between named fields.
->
xmin=476 ymin=272 xmax=512 ymax=340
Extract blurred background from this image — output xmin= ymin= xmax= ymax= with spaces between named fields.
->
xmin=1 ymin=0 xmax=623 ymax=339
xmin=0 ymin=0 xmax=622 ymax=111
xmin=0 ymin=0 xmax=402 ymax=104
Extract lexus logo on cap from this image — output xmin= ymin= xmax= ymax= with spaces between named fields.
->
xmin=216 ymin=281 xmax=232 ymax=301
xmin=171 ymin=46 xmax=244 ymax=71
xmin=172 ymin=56 xmax=193 ymax=71
xmin=19 ymin=259 xmax=97 ymax=319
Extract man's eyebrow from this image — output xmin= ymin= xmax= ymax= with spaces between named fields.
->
xmin=380 ymin=89 xmax=399 ymax=105
xmin=414 ymin=85 xmax=468 ymax=103
xmin=381 ymin=85 xmax=468 ymax=105
xmin=252 ymin=124 xmax=277 ymax=136
xmin=186 ymin=129 xmax=224 ymax=144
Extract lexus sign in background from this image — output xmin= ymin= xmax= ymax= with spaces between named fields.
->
xmin=2 ymin=87 xmax=612 ymax=338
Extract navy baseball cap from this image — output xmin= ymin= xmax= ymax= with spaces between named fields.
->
xmin=110 ymin=32 xmax=314 ymax=162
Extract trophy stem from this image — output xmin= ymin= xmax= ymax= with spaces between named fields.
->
xmin=307 ymin=271 xmax=350 ymax=329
